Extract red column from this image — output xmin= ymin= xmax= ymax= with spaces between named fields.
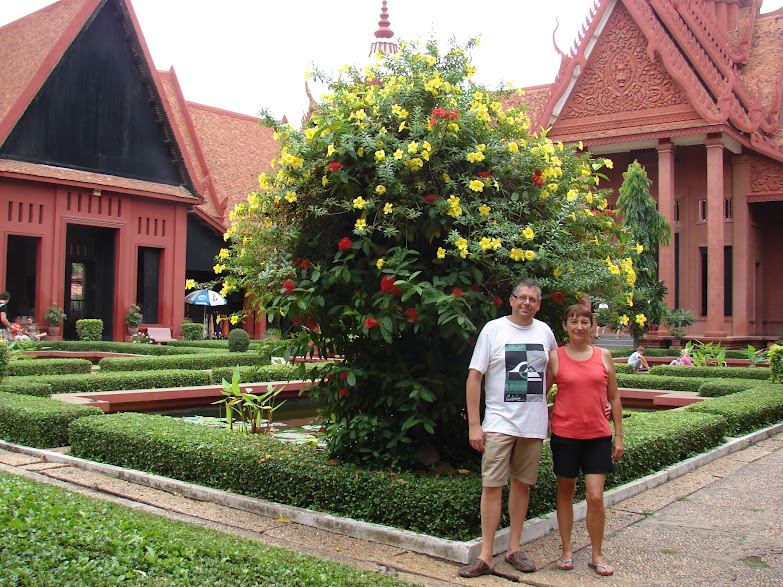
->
xmin=731 ymin=155 xmax=750 ymax=336
xmin=657 ymin=139 xmax=676 ymax=310
xmin=705 ymin=136 xmax=726 ymax=336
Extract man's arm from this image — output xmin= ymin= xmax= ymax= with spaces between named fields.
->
xmin=466 ymin=368 xmax=485 ymax=452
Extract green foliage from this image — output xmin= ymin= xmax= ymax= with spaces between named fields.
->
xmin=686 ymin=383 xmax=783 ymax=435
xmin=0 ymin=471 xmax=407 ymax=587
xmin=180 ymin=321 xmax=204 ymax=341
xmin=616 ymin=373 xmax=709 ymax=392
xmin=7 ymin=358 xmax=92 ymax=377
xmin=222 ymin=39 xmax=635 ymax=468
xmin=0 ymin=380 xmax=52 ymax=397
xmin=43 ymin=303 xmax=66 ymax=326
xmin=8 ymin=370 xmax=213 ymax=395
xmin=686 ymin=340 xmax=727 ymax=366
xmin=744 ymin=344 xmax=768 ymax=367
xmin=21 ymin=339 xmax=206 ymax=355
xmin=98 ymin=352 xmax=267 ymax=372
xmin=213 ymin=366 xmax=286 ymax=433
xmin=227 ymin=327 xmax=251 ymax=352
xmin=613 ymin=363 xmax=636 ymax=375
xmin=664 ymin=308 xmax=695 ymax=338
xmin=648 ymin=365 xmax=771 ymax=380
xmin=770 ymin=344 xmax=783 ymax=383
xmin=697 ymin=379 xmax=761 ymax=397
xmin=75 ymin=319 xmax=103 ymax=341
xmin=0 ymin=392 xmax=102 ymax=447
xmin=124 ymin=304 xmax=142 ymax=327
xmin=0 ymin=343 xmax=8 ymax=381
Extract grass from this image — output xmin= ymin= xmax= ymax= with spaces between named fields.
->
xmin=0 ymin=470 xmax=408 ymax=587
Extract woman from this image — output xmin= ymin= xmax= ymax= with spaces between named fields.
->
xmin=546 ymin=304 xmax=624 ymax=576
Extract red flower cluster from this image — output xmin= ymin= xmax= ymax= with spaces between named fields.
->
xmin=327 ymin=161 xmax=343 ymax=172
xmin=338 ymin=237 xmax=353 ymax=251
xmin=471 ymin=284 xmax=481 ymax=291
xmin=339 ymin=371 xmax=348 ymax=380
xmin=282 ymin=280 xmax=295 ymax=294
xmin=295 ymin=258 xmax=311 ymax=269
xmin=339 ymin=388 xmax=349 ymax=397
xmin=430 ymin=107 xmax=459 ymax=123
xmin=551 ymin=291 xmax=566 ymax=303
xmin=453 ymin=287 xmax=464 ymax=298
xmin=364 ymin=316 xmax=379 ymax=328
xmin=493 ymin=296 xmax=504 ymax=307
xmin=304 ymin=317 xmax=318 ymax=330
xmin=531 ymin=168 xmax=545 ymax=187
xmin=423 ymin=194 xmax=438 ymax=205
xmin=380 ymin=275 xmax=402 ymax=296
xmin=477 ymin=171 xmax=492 ymax=178
xmin=405 ymin=308 xmax=419 ymax=324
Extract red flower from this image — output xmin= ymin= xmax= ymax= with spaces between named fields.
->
xmin=453 ymin=287 xmax=464 ymax=298
xmin=339 ymin=388 xmax=349 ymax=397
xmin=327 ymin=161 xmax=343 ymax=172
xmin=551 ymin=292 xmax=565 ymax=303
xmin=531 ymin=174 xmax=545 ymax=186
xmin=339 ymin=372 xmax=348 ymax=380
xmin=493 ymin=296 xmax=503 ymax=306
xmin=429 ymin=108 xmax=459 ymax=122
xmin=326 ymin=373 xmax=333 ymax=381
xmin=471 ymin=284 xmax=481 ymax=291
xmin=338 ymin=237 xmax=353 ymax=251
xmin=534 ymin=168 xmax=543 ymax=176
xmin=304 ymin=318 xmax=318 ymax=330
xmin=405 ymin=308 xmax=419 ymax=324
xmin=282 ymin=280 xmax=295 ymax=294
xmin=477 ymin=171 xmax=492 ymax=178
xmin=380 ymin=275 xmax=401 ymax=296
xmin=364 ymin=317 xmax=379 ymax=328
xmin=299 ymin=259 xmax=311 ymax=269
xmin=292 ymin=316 xmax=301 ymax=325
xmin=423 ymin=194 xmax=438 ymax=205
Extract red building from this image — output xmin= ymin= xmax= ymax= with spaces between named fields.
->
xmin=0 ymin=0 xmax=274 ymax=340
xmin=522 ymin=0 xmax=783 ymax=344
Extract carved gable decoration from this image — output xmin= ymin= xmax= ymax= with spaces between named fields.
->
xmin=749 ymin=153 xmax=783 ymax=195
xmin=560 ymin=3 xmax=688 ymax=120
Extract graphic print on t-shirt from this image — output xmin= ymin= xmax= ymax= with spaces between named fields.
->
xmin=504 ymin=343 xmax=546 ymax=402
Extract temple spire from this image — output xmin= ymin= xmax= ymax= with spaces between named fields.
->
xmin=369 ymin=0 xmax=398 ymax=57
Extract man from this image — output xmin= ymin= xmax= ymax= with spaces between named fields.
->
xmin=460 ymin=278 xmax=557 ymax=578
xmin=23 ymin=317 xmax=46 ymax=340
xmin=627 ymin=346 xmax=650 ymax=371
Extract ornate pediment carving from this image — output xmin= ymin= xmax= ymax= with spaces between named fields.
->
xmin=749 ymin=153 xmax=783 ymax=193
xmin=560 ymin=3 xmax=689 ymax=119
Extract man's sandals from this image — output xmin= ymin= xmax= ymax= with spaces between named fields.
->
xmin=458 ymin=552 xmax=535 ymax=581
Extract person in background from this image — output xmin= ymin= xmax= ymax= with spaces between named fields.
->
xmin=546 ymin=304 xmax=624 ymax=576
xmin=23 ymin=316 xmax=46 ymax=340
xmin=0 ymin=291 xmax=12 ymax=342
xmin=460 ymin=278 xmax=557 ymax=578
xmin=12 ymin=316 xmax=30 ymax=341
xmin=627 ymin=346 xmax=650 ymax=371
xmin=669 ymin=347 xmax=692 ymax=366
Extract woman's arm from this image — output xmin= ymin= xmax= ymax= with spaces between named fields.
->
xmin=601 ymin=347 xmax=624 ymax=460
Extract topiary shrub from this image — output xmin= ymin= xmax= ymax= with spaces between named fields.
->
xmin=0 ymin=343 xmax=8 ymax=382
xmin=75 ymin=319 xmax=103 ymax=341
xmin=181 ymin=322 xmax=204 ymax=341
xmin=769 ymin=344 xmax=783 ymax=383
xmin=0 ymin=392 xmax=102 ymax=447
xmin=227 ymin=328 xmax=250 ymax=353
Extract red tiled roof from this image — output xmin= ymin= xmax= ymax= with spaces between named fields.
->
xmin=186 ymin=102 xmax=277 ymax=226
xmin=0 ymin=159 xmax=198 ymax=201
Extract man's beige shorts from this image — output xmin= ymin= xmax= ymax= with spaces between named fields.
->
xmin=482 ymin=432 xmax=543 ymax=487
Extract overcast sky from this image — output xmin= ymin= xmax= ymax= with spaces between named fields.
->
xmin=3 ymin=0 xmax=783 ymax=122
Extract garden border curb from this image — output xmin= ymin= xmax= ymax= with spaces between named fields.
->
xmin=1 ymin=421 xmax=781 ymax=564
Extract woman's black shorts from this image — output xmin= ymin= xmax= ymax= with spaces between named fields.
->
xmin=550 ymin=433 xmax=614 ymax=478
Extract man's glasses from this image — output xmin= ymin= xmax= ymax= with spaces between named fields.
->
xmin=510 ymin=294 xmax=539 ymax=303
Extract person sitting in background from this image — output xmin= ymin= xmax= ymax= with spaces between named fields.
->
xmin=669 ymin=347 xmax=692 ymax=366
xmin=627 ymin=346 xmax=650 ymax=371
xmin=23 ymin=317 xmax=46 ymax=340
xmin=12 ymin=316 xmax=29 ymax=341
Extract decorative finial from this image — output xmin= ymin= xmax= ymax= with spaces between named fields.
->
xmin=375 ymin=0 xmax=394 ymax=39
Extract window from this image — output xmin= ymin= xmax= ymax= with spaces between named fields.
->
xmin=674 ymin=199 xmax=680 ymax=223
xmin=698 ymin=199 xmax=707 ymax=222
xmin=724 ymin=198 xmax=733 ymax=221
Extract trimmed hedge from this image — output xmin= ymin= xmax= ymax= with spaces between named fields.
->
xmin=25 ymin=340 xmax=207 ymax=355
xmin=0 ymin=380 xmax=52 ymax=398
xmin=649 ymin=365 xmax=771 ymax=380
xmin=98 ymin=352 xmax=269 ymax=372
xmin=616 ymin=373 xmax=710 ymax=392
xmin=8 ymin=370 xmax=213 ymax=394
xmin=611 ymin=348 xmax=749 ymax=360
xmin=68 ymin=405 xmax=733 ymax=540
xmin=697 ymin=379 xmax=761 ymax=397
xmin=686 ymin=384 xmax=783 ymax=435
xmin=613 ymin=363 xmax=636 ymax=375
xmin=0 ymin=392 xmax=102 ymax=447
xmin=8 ymin=358 xmax=92 ymax=377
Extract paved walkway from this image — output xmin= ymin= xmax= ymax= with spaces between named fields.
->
xmin=1 ymin=429 xmax=782 ymax=586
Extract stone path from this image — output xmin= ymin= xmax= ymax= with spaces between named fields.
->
xmin=1 ymin=429 xmax=782 ymax=586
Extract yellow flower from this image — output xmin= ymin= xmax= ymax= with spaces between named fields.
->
xmin=491 ymin=238 xmax=502 ymax=250
xmin=229 ymin=315 xmax=239 ymax=325
xmin=636 ymin=244 xmax=644 ymax=254
xmin=218 ymin=248 xmax=229 ymax=259
xmin=554 ymin=266 xmax=562 ymax=278
xmin=619 ymin=315 xmax=630 ymax=326
xmin=398 ymin=121 xmax=408 ymax=132
xmin=627 ymin=295 xmax=634 ymax=306
xmin=447 ymin=195 xmax=460 ymax=207
xmin=442 ymin=173 xmax=451 ymax=183
xmin=524 ymin=250 xmax=536 ymax=261
xmin=437 ymin=247 xmax=446 ymax=259
xmin=609 ymin=264 xmax=621 ymax=275
xmin=213 ymin=264 xmax=226 ymax=274
xmin=404 ymin=157 xmax=423 ymax=170
xmin=466 ymin=151 xmax=485 ymax=163
xmin=522 ymin=227 xmax=535 ymax=240
xmin=355 ymin=218 xmax=367 ymax=229
xmin=285 ymin=191 xmax=297 ymax=203
xmin=352 ymin=196 xmax=368 ymax=209
xmin=460 ymin=248 xmax=469 ymax=259
xmin=383 ymin=203 xmax=393 ymax=214
xmin=509 ymin=248 xmax=524 ymax=261
xmin=408 ymin=141 xmax=418 ymax=153
xmin=357 ymin=147 xmax=364 ymax=157
xmin=420 ymin=150 xmax=430 ymax=161
xmin=327 ymin=144 xmax=336 ymax=157
xmin=375 ymin=185 xmax=386 ymax=195
xmin=455 ymin=237 xmax=468 ymax=250
xmin=469 ymin=180 xmax=484 ymax=192
xmin=578 ymin=140 xmax=584 ymax=150
xmin=185 ymin=279 xmax=197 ymax=290
xmin=393 ymin=149 xmax=404 ymax=160
xmin=479 ymin=204 xmax=491 ymax=215
xmin=376 ymin=258 xmax=385 ymax=269
xmin=508 ymin=142 xmax=519 ymax=153
xmin=604 ymin=158 xmax=614 ymax=169
xmin=375 ymin=150 xmax=385 ymax=161
xmin=635 ymin=313 xmax=647 ymax=327
xmin=322 ymin=175 xmax=329 ymax=186
xmin=422 ymin=141 xmax=432 ymax=151
xmin=480 ymin=237 xmax=493 ymax=250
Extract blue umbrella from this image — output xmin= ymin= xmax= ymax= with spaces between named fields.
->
xmin=184 ymin=289 xmax=227 ymax=306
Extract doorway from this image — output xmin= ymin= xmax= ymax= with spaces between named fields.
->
xmin=4 ymin=235 xmax=39 ymax=319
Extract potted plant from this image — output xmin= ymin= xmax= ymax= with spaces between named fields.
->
xmin=125 ymin=303 xmax=143 ymax=334
xmin=664 ymin=308 xmax=695 ymax=344
xmin=43 ymin=303 xmax=67 ymax=337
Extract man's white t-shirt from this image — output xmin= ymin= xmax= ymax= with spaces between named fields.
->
xmin=469 ymin=316 xmax=557 ymax=439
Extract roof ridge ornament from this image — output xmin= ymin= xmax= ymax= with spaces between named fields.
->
xmin=369 ymin=0 xmax=398 ymax=56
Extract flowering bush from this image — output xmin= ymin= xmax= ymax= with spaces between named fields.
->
xmin=221 ymin=39 xmax=636 ymax=467
xmin=125 ymin=304 xmax=142 ymax=328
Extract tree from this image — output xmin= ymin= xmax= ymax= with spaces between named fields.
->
xmin=220 ymin=39 xmax=636 ymax=468
xmin=612 ymin=160 xmax=672 ymax=343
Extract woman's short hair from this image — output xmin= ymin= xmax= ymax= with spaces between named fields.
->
xmin=564 ymin=303 xmax=593 ymax=323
